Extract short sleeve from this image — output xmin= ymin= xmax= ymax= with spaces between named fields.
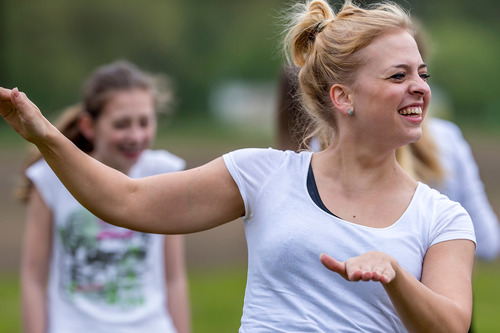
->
xmin=429 ymin=194 xmax=476 ymax=248
xmin=26 ymin=159 xmax=60 ymax=209
xmin=223 ymin=148 xmax=290 ymax=220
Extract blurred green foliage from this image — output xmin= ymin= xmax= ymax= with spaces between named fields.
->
xmin=0 ymin=0 xmax=499 ymax=127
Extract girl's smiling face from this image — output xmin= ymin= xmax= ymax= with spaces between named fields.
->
xmin=348 ymin=30 xmax=431 ymax=150
xmin=84 ymin=88 xmax=157 ymax=173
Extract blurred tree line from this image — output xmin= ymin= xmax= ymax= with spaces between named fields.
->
xmin=0 ymin=0 xmax=499 ymax=127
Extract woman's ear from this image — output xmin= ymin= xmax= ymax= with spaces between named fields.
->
xmin=330 ymin=84 xmax=353 ymax=117
xmin=78 ymin=113 xmax=95 ymax=141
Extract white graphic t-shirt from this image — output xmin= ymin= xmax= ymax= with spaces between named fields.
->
xmin=27 ymin=150 xmax=185 ymax=333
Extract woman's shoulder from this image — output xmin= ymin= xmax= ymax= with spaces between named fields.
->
xmin=415 ymin=181 xmax=453 ymax=202
xmin=413 ymin=183 xmax=476 ymax=245
xmin=226 ymin=147 xmax=310 ymax=160
xmin=224 ymin=147 xmax=311 ymax=170
xmin=414 ymin=182 xmax=469 ymax=217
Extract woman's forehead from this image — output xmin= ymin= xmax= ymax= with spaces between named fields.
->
xmin=359 ymin=31 xmax=422 ymax=68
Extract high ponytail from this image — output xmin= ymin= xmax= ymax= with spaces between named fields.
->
xmin=284 ymin=0 xmax=335 ymax=67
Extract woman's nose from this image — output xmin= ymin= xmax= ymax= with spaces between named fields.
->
xmin=410 ymin=77 xmax=431 ymax=96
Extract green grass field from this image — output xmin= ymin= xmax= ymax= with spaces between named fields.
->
xmin=472 ymin=260 xmax=500 ymax=332
xmin=1 ymin=261 xmax=500 ymax=332
xmin=0 ymin=267 xmax=247 ymax=333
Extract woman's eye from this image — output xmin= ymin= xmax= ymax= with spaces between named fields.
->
xmin=389 ymin=73 xmax=405 ymax=80
xmin=420 ymin=73 xmax=431 ymax=81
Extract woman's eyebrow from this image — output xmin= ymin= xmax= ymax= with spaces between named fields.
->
xmin=390 ymin=63 xmax=428 ymax=70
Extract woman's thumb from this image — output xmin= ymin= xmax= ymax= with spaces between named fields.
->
xmin=12 ymin=87 xmax=20 ymax=98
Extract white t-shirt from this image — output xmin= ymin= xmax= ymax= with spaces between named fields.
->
xmin=26 ymin=149 xmax=185 ymax=333
xmin=427 ymin=118 xmax=500 ymax=260
xmin=223 ymin=148 xmax=475 ymax=332
xmin=309 ymin=118 xmax=500 ymax=260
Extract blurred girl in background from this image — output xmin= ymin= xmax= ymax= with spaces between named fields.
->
xmin=18 ymin=61 xmax=190 ymax=333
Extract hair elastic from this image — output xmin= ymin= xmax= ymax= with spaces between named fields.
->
xmin=314 ymin=20 xmax=327 ymax=34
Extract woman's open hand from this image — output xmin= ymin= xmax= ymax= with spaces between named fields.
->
xmin=320 ymin=251 xmax=397 ymax=284
xmin=0 ymin=87 xmax=51 ymax=143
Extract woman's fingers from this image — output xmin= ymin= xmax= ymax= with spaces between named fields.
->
xmin=0 ymin=87 xmax=48 ymax=142
xmin=320 ymin=251 xmax=396 ymax=284
xmin=0 ymin=87 xmax=15 ymax=118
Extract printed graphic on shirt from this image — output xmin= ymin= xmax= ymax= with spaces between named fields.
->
xmin=58 ymin=207 xmax=151 ymax=308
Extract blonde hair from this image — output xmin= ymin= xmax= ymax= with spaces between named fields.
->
xmin=283 ymin=0 xmax=415 ymax=149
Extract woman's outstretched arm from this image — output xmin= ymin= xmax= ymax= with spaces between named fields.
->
xmin=0 ymin=87 xmax=245 ymax=234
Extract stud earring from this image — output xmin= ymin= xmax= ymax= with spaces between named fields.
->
xmin=347 ymin=109 xmax=354 ymax=116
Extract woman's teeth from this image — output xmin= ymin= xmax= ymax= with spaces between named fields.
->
xmin=398 ymin=107 xmax=422 ymax=116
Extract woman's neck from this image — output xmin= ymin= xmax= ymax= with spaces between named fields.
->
xmin=312 ymin=142 xmax=416 ymax=195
